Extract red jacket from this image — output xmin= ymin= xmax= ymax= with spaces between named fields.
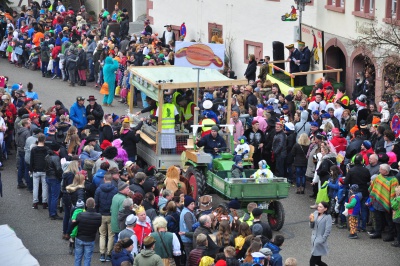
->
xmin=52 ymin=46 xmax=61 ymax=59
xmin=133 ymin=221 xmax=152 ymax=247
xmin=360 ymin=148 xmax=373 ymax=165
xmin=330 ymin=136 xmax=347 ymax=153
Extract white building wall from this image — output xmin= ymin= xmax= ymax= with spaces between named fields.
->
xmin=150 ymin=0 xmax=316 ymax=79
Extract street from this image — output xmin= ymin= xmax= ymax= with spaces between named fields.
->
xmin=0 ymin=60 xmax=399 ymax=266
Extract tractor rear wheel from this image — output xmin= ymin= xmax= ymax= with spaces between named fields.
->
xmin=267 ymin=200 xmax=285 ymax=231
xmin=185 ymin=166 xmax=206 ymax=201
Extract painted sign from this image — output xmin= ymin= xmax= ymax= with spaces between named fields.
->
xmin=300 ymin=24 xmax=324 ymax=83
xmin=175 ymin=41 xmax=225 ymax=70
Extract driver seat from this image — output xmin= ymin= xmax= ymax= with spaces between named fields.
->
xmin=243 ymin=145 xmax=255 ymax=162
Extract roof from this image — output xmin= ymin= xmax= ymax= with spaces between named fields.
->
xmin=129 ymin=66 xmax=247 ymax=101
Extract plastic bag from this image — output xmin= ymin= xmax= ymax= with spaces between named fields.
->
xmin=47 ymin=58 xmax=53 ymax=71
xmin=115 ymin=86 xmax=121 ymax=96
xmin=342 ymin=208 xmax=348 ymax=217
xmin=316 ymin=181 xmax=329 ymax=204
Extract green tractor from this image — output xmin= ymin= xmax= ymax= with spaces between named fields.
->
xmin=182 ymin=125 xmax=290 ymax=231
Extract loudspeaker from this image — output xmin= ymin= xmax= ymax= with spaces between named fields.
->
xmin=272 ymin=41 xmax=285 ymax=73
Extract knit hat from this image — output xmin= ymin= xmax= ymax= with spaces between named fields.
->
xmin=55 ymin=100 xmax=62 ymax=105
xmin=321 ymin=113 xmax=330 ymax=119
xmin=211 ymin=125 xmax=219 ymax=131
xmin=125 ymin=214 xmax=137 ymax=225
xmin=252 ymin=208 xmax=263 ymax=217
xmin=362 ymin=140 xmax=371 ymax=149
xmin=260 ymin=248 xmax=273 ymax=256
xmin=122 ymin=238 xmax=133 ymax=248
xmin=252 ymin=223 xmax=263 ymax=236
xmin=118 ymin=182 xmax=128 ymax=191
xmin=350 ymin=184 xmax=359 ymax=193
xmin=285 ymin=95 xmax=293 ymax=102
xmin=184 ymin=196 xmax=195 ymax=207
xmin=228 ymin=198 xmax=240 ymax=210
xmin=76 ymin=199 xmax=85 ymax=208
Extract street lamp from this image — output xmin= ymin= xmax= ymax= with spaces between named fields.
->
xmin=294 ymin=0 xmax=312 ymax=40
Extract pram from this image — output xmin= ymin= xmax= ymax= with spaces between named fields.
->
xmin=25 ymin=46 xmax=40 ymax=70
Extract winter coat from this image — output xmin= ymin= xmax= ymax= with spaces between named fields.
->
xmin=310 ymin=212 xmax=332 ymax=256
xmin=291 ymin=143 xmax=309 ymax=167
xmin=192 ymin=226 xmax=219 ymax=256
xmin=197 ymin=133 xmax=227 ymax=155
xmin=306 ymin=144 xmax=319 ymax=178
xmin=231 ymin=164 xmax=244 ymax=178
xmin=244 ymin=128 xmax=265 ymax=155
xmin=143 ymin=200 xmax=158 ymax=222
xmin=45 ymin=152 xmax=63 ymax=179
xmin=345 ymin=164 xmax=371 ymax=197
xmin=129 ymin=182 xmax=145 ymax=196
xmin=111 ymin=193 xmax=128 ymax=233
xmin=345 ymin=137 xmax=363 ymax=159
xmin=299 ymin=46 xmax=311 ymax=72
xmin=295 ymin=110 xmax=311 ymax=140
xmin=244 ymin=60 xmax=257 ymax=81
xmin=85 ymin=102 xmax=104 ymax=128
xmin=112 ymin=139 xmax=128 ymax=164
xmin=327 ymin=178 xmax=339 ymax=199
xmin=93 ymin=157 xmax=119 ymax=175
xmin=134 ymin=220 xmax=152 ymax=247
xmin=77 ymin=49 xmax=87 ymax=70
xmin=120 ymin=124 xmax=142 ymax=158
xmin=94 ymin=182 xmax=118 ymax=216
xmin=16 ymin=127 xmax=31 ymax=152
xmin=111 ymin=249 xmax=133 ymax=266
xmin=119 ymin=18 xmax=129 ymax=38
xmin=72 ymin=208 xmax=102 ymax=242
xmin=118 ymin=207 xmax=135 ymax=232
xmin=40 ymin=45 xmax=50 ymax=62
xmin=264 ymin=242 xmax=282 ymax=266
xmin=66 ymin=185 xmax=85 ymax=206
xmin=165 ymin=211 xmax=180 ymax=233
xmin=69 ymin=102 xmax=87 ymax=129
xmin=316 ymin=153 xmax=336 ymax=183
xmin=100 ymin=124 xmax=113 ymax=143
xmin=244 ymin=93 xmax=258 ymax=110
xmin=330 ymin=136 xmax=347 ymax=153
xmin=24 ymin=135 xmax=39 ymax=164
xmin=272 ymin=131 xmax=287 ymax=156
xmin=103 ymin=57 xmax=119 ymax=93
xmin=92 ymin=169 xmax=107 ymax=187
xmin=133 ymin=249 xmax=163 ymax=266
xmin=30 ymin=145 xmax=49 ymax=171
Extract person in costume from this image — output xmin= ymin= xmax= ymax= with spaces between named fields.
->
xmin=250 ymin=160 xmax=273 ymax=183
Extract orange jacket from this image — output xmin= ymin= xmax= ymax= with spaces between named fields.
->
xmin=32 ymin=32 xmax=44 ymax=47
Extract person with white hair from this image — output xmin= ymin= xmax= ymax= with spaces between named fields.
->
xmin=150 ymin=216 xmax=181 ymax=265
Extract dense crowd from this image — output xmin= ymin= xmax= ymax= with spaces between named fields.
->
xmin=1 ymin=1 xmax=400 ymax=266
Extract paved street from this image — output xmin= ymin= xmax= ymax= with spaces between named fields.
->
xmin=0 ymin=60 xmax=399 ymax=265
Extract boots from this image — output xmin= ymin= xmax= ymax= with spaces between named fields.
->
xmin=81 ymin=80 xmax=86 ymax=86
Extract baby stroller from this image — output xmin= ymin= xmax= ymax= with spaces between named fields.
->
xmin=25 ymin=46 xmax=40 ymax=70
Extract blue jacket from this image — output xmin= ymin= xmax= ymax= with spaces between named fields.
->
xmin=94 ymin=183 xmax=118 ymax=216
xmin=179 ymin=207 xmax=196 ymax=243
xmin=111 ymin=248 xmax=133 ymax=266
xmin=69 ymin=102 xmax=87 ymax=129
xmin=93 ymin=169 xmax=107 ymax=187
xmin=327 ymin=178 xmax=339 ymax=199
xmin=264 ymin=242 xmax=282 ymax=266
xmin=197 ymin=133 xmax=227 ymax=155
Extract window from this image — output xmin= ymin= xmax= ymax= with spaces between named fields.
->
xmin=243 ymin=40 xmax=263 ymax=64
xmin=384 ymin=0 xmax=400 ymax=23
xmin=325 ymin=0 xmax=345 ymax=13
xmin=353 ymin=0 xmax=375 ymax=19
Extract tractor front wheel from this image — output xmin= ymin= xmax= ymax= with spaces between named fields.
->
xmin=267 ymin=201 xmax=285 ymax=231
xmin=185 ymin=166 xmax=206 ymax=201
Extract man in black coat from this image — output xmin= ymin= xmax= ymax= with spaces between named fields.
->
xmin=72 ymin=198 xmax=102 ymax=265
xmin=296 ymin=41 xmax=311 ymax=86
xmin=251 ymin=208 xmax=273 ymax=241
xmin=244 ymin=86 xmax=258 ymax=110
xmin=344 ymin=154 xmax=371 ymax=231
xmin=345 ymin=131 xmax=364 ymax=159
xmin=285 ymin=44 xmax=301 ymax=86
xmin=86 ymin=95 xmax=104 ymax=129
xmin=119 ymin=14 xmax=129 ymax=40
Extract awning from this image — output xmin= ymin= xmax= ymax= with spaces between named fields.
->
xmin=129 ymin=66 xmax=247 ymax=101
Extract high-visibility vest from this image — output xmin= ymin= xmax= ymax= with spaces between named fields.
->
xmin=180 ymin=102 xmax=194 ymax=121
xmin=201 ymin=118 xmax=216 ymax=132
xmin=172 ymin=91 xmax=181 ymax=108
xmin=162 ymin=103 xmax=176 ymax=129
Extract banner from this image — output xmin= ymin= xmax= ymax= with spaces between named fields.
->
xmin=175 ymin=41 xmax=225 ymax=70
xmin=300 ymin=24 xmax=324 ymax=82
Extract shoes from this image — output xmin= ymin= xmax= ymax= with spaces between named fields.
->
xmin=310 ymin=204 xmax=317 ymax=209
xmin=42 ymin=203 xmax=48 ymax=209
xmin=296 ymin=188 xmax=300 ymax=194
xmin=50 ymin=215 xmax=63 ymax=220
xmin=391 ymin=241 xmax=400 ymax=247
xmin=69 ymin=83 xmax=75 ymax=87
xmin=32 ymin=203 xmax=38 ymax=209
xmin=103 ymin=103 xmax=108 ymax=107
xmin=348 ymin=233 xmax=358 ymax=239
xmin=301 ymin=187 xmax=305 ymax=194
xmin=62 ymin=234 xmax=70 ymax=240
xmin=18 ymin=183 xmax=27 ymax=189
xmin=369 ymin=234 xmax=382 ymax=239
xmin=367 ymin=230 xmax=376 ymax=236
xmin=106 ymin=255 xmax=112 ymax=262
xmin=383 ymin=236 xmax=395 ymax=242
xmin=337 ymin=223 xmax=347 ymax=229
xmin=99 ymin=254 xmax=106 ymax=262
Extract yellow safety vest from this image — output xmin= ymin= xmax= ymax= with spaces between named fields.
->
xmin=201 ymin=118 xmax=216 ymax=132
xmin=162 ymin=103 xmax=176 ymax=129
xmin=172 ymin=91 xmax=181 ymax=108
xmin=180 ymin=102 xmax=194 ymax=121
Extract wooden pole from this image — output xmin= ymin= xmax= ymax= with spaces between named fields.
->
xmin=129 ymin=71 xmax=133 ymax=114
xmin=227 ymin=85 xmax=232 ymax=125
xmin=336 ymin=71 xmax=340 ymax=83
xmin=156 ymin=85 xmax=163 ymax=155
xmin=291 ymin=68 xmax=343 ymax=76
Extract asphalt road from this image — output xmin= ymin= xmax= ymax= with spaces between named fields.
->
xmin=1 ymin=60 xmax=399 ymax=266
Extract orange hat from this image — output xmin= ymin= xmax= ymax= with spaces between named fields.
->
xmin=315 ymin=78 xmax=322 ymax=84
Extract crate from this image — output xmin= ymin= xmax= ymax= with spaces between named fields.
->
xmin=185 ymin=150 xmax=213 ymax=164
xmin=207 ymin=170 xmax=290 ymax=200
